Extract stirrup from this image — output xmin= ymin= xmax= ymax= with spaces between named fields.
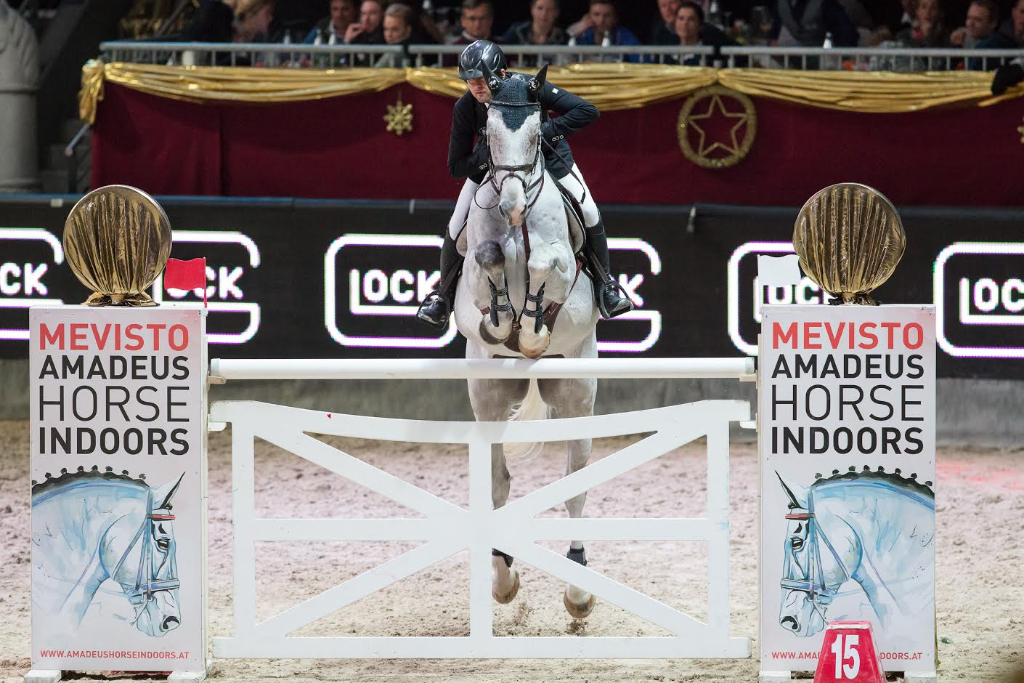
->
xmin=416 ymin=290 xmax=451 ymax=329
xmin=598 ymin=282 xmax=633 ymax=320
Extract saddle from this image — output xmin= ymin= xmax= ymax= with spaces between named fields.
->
xmin=455 ymin=179 xmax=586 ymax=257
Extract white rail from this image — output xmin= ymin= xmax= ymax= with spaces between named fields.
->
xmin=210 ymin=357 xmax=755 ymax=381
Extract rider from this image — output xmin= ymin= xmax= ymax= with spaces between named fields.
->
xmin=416 ymin=39 xmax=633 ymax=330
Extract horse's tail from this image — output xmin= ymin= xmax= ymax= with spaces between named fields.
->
xmin=503 ymin=378 xmax=547 ymax=462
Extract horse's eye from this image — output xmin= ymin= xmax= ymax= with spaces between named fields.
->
xmin=156 ymin=539 xmax=170 ymax=552
xmin=790 ymin=538 xmax=804 ymax=551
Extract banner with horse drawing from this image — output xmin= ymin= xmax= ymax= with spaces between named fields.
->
xmin=29 ymin=305 xmax=207 ymax=673
xmin=759 ymin=304 xmax=936 ymax=675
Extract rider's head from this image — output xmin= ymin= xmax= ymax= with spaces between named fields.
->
xmin=459 ymin=40 xmax=506 ymax=104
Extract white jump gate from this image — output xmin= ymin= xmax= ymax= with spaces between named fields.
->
xmin=210 ymin=358 xmax=754 ymax=659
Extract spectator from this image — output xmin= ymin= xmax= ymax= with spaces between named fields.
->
xmin=390 ymin=0 xmax=446 ymax=42
xmin=998 ymin=0 xmax=1024 ymax=44
xmin=951 ymin=0 xmax=1016 ymax=68
xmin=178 ymin=0 xmax=234 ymax=42
xmin=770 ymin=0 xmax=859 ymax=46
xmin=375 ymin=2 xmax=415 ymax=65
xmin=345 ymin=0 xmax=386 ymax=43
xmin=895 ymin=0 xmax=948 ymax=46
xmin=233 ymin=0 xmax=276 ymax=42
xmin=649 ymin=0 xmax=682 ymax=44
xmin=453 ymin=0 xmax=497 ymax=45
xmin=304 ymin=0 xmax=358 ymax=43
xmin=569 ymin=0 xmax=643 ymax=62
xmin=501 ymin=0 xmax=567 ymax=46
xmin=668 ymin=2 xmax=739 ymax=64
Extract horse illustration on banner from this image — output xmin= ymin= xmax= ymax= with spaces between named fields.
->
xmin=31 ymin=467 xmax=184 ymax=637
xmin=776 ymin=467 xmax=935 ymax=637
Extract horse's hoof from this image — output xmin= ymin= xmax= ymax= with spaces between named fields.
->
xmin=519 ymin=333 xmax=550 ymax=359
xmin=493 ymin=569 xmax=520 ymax=604
xmin=563 ymin=591 xmax=596 ymax=618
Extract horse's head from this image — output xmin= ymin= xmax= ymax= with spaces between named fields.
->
xmin=484 ymin=65 xmax=547 ymax=227
xmin=103 ymin=475 xmax=183 ymax=637
xmin=776 ymin=473 xmax=844 ymax=638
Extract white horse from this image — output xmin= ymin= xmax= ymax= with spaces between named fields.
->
xmin=452 ymin=66 xmax=600 ymax=618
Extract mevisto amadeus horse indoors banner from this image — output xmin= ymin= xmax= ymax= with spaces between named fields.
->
xmin=759 ymin=304 xmax=937 ymax=674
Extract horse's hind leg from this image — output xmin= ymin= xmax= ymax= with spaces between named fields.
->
xmin=468 ymin=376 xmax=527 ymax=604
xmin=539 ymin=377 xmax=597 ymax=619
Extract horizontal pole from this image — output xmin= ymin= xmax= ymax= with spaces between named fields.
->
xmin=210 ymin=357 xmax=754 ymax=381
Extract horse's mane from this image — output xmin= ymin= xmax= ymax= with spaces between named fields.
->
xmin=811 ymin=466 xmax=934 ymax=498
xmin=32 ymin=466 xmax=150 ymax=497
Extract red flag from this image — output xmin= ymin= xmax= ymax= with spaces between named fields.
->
xmin=164 ymin=257 xmax=208 ymax=306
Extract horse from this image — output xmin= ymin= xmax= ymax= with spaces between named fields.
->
xmin=31 ymin=467 xmax=184 ymax=636
xmin=776 ymin=468 xmax=935 ymax=637
xmin=451 ymin=65 xmax=601 ymax=618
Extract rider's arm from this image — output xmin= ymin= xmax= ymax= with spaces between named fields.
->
xmin=447 ymin=95 xmax=490 ymax=180
xmin=537 ymin=82 xmax=600 ymax=147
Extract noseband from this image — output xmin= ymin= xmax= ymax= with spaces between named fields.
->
xmin=110 ymin=489 xmax=180 ymax=621
xmin=780 ymin=496 xmax=850 ymax=622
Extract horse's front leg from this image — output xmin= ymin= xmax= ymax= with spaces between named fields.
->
xmin=473 ymin=240 xmax=515 ymax=344
xmin=519 ymin=242 xmax=570 ymax=359
xmin=539 ymin=376 xmax=598 ymax=618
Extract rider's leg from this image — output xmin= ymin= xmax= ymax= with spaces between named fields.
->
xmin=558 ymin=165 xmax=633 ymax=319
xmin=416 ymin=180 xmax=477 ymax=329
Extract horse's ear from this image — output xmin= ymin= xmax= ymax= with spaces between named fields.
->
xmin=528 ymin=64 xmax=549 ymax=96
xmin=154 ymin=473 xmax=185 ymax=510
xmin=481 ymin=61 xmax=502 ymax=94
xmin=776 ymin=472 xmax=806 ymax=511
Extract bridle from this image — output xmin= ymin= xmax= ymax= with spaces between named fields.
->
xmin=476 ymin=101 xmax=547 ymax=228
xmin=780 ymin=495 xmax=851 ymax=623
xmin=109 ymin=489 xmax=180 ymax=622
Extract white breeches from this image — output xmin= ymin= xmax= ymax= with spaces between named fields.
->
xmin=448 ymin=163 xmax=601 ymax=239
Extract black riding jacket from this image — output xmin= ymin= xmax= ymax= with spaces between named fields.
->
xmin=447 ymin=77 xmax=599 ymax=185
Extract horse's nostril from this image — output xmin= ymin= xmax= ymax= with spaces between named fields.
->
xmin=780 ymin=616 xmax=799 ymax=630
xmin=162 ymin=616 xmax=180 ymax=631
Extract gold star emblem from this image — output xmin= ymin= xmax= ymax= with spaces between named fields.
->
xmin=677 ymin=86 xmax=757 ymax=169
xmin=1018 ymin=116 xmax=1024 ymax=144
xmin=384 ymin=96 xmax=413 ymax=137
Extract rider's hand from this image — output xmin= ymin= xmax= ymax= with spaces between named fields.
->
xmin=992 ymin=63 xmax=1024 ymax=95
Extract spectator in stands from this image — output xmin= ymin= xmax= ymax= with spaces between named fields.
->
xmin=233 ymin=0 xmax=276 ymax=42
xmin=391 ymin=0 xmax=446 ymax=42
xmin=375 ymin=2 xmax=415 ymax=65
xmin=569 ymin=0 xmax=643 ymax=62
xmin=951 ymin=0 xmax=1015 ymax=68
xmin=649 ymin=0 xmax=682 ymax=43
xmin=305 ymin=0 xmax=358 ymax=43
xmin=178 ymin=0 xmax=234 ymax=43
xmin=501 ymin=0 xmax=567 ymax=46
xmin=345 ymin=0 xmax=386 ymax=43
xmin=998 ymin=0 xmax=1024 ymax=44
xmin=453 ymin=0 xmax=497 ymax=45
xmin=894 ymin=0 xmax=948 ymax=46
xmin=770 ymin=0 xmax=858 ymax=47
xmin=665 ymin=2 xmax=739 ymax=64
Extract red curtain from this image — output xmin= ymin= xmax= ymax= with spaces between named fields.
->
xmin=92 ymin=81 xmax=1024 ymax=206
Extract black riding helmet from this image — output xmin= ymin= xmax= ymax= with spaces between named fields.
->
xmin=458 ymin=40 xmax=507 ymax=81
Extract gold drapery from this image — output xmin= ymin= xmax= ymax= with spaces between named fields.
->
xmin=80 ymin=59 xmax=1019 ymax=124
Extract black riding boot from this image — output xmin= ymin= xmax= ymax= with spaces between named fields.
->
xmin=585 ymin=220 xmax=634 ymax=319
xmin=416 ymin=231 xmax=464 ymax=330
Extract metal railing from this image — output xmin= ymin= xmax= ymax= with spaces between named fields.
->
xmin=99 ymin=40 xmax=1023 ymax=72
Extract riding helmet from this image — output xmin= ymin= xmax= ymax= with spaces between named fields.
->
xmin=458 ymin=40 xmax=507 ymax=81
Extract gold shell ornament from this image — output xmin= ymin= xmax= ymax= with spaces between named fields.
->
xmin=793 ymin=183 xmax=905 ymax=305
xmin=63 ymin=185 xmax=172 ymax=306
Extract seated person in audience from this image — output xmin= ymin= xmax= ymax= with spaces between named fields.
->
xmin=951 ymin=0 xmax=1015 ymax=68
xmin=390 ymin=0 xmax=446 ymax=42
xmin=895 ymin=0 xmax=948 ymax=46
xmin=305 ymin=0 xmax=357 ymax=43
xmin=649 ymin=0 xmax=682 ymax=44
xmin=453 ymin=0 xmax=497 ymax=45
xmin=998 ymin=0 xmax=1024 ymax=44
xmin=501 ymin=0 xmax=567 ymax=46
xmin=668 ymin=2 xmax=740 ymax=64
xmin=234 ymin=0 xmax=276 ymax=42
xmin=569 ymin=0 xmax=643 ymax=62
xmin=178 ymin=0 xmax=234 ymax=42
xmin=770 ymin=0 xmax=858 ymax=46
xmin=346 ymin=0 xmax=386 ymax=43
xmin=375 ymin=2 xmax=415 ymax=66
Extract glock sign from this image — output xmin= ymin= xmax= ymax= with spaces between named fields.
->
xmin=0 ymin=228 xmax=65 ymax=341
xmin=727 ymin=241 xmax=824 ymax=356
xmin=151 ymin=231 xmax=262 ymax=345
xmin=934 ymin=242 xmax=1024 ymax=358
